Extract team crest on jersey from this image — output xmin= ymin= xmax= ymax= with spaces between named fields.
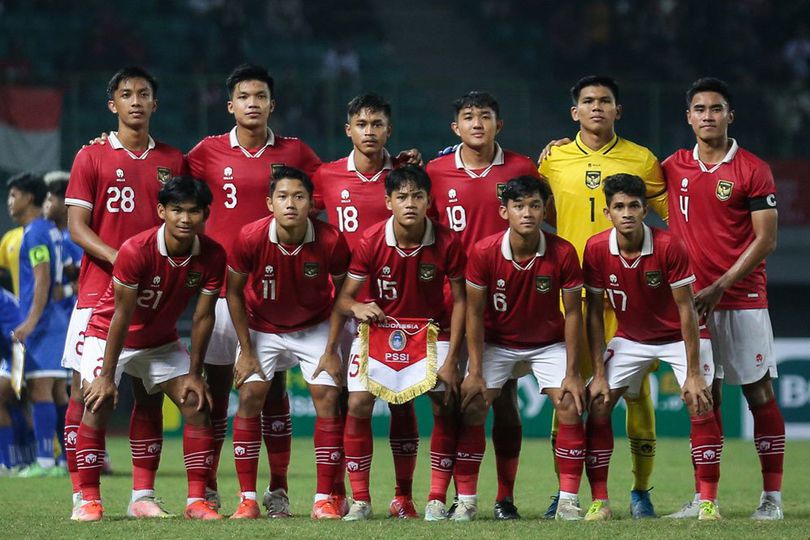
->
xmin=271 ymin=163 xmax=285 ymax=176
xmin=535 ymin=276 xmax=551 ymax=294
xmin=716 ymin=180 xmax=734 ymax=201
xmin=303 ymin=262 xmax=320 ymax=278
xmin=645 ymin=270 xmax=662 ymax=288
xmin=418 ymin=263 xmax=436 ymax=281
xmin=388 ymin=329 xmax=407 ymax=352
xmin=585 ymin=170 xmax=601 ymax=189
xmin=185 ymin=271 xmax=201 ymax=288
xmin=496 ymin=183 xmax=506 ymax=199
xmin=157 ymin=167 xmax=172 ymax=185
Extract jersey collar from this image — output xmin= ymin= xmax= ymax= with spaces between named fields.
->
xmin=108 ymin=131 xmax=156 ymax=160
xmin=608 ymin=224 xmax=653 ymax=266
xmin=574 ymin=132 xmax=620 ymax=155
xmin=454 ymin=143 xmax=504 ymax=178
xmin=229 ymin=126 xmax=275 ymax=158
xmin=691 ymin=138 xmax=739 ymax=173
xmin=384 ymin=216 xmax=435 ymax=248
xmin=500 ymin=228 xmax=546 ymax=271
xmin=156 ymin=224 xmax=200 ymax=267
xmin=269 ymin=218 xmax=315 ymax=256
xmin=347 ymin=149 xmax=393 ymax=182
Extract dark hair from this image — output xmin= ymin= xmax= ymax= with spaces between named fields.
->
xmin=500 ymin=176 xmax=552 ymax=205
xmin=226 ymin=64 xmax=275 ymax=97
xmin=570 ymin=75 xmax=620 ymax=104
xmin=686 ymin=77 xmax=733 ymax=109
xmin=106 ymin=67 xmax=158 ymax=100
xmin=385 ymin=164 xmax=431 ymax=196
xmin=603 ymin=173 xmax=647 ymax=205
xmin=47 ymin=179 xmax=69 ymax=199
xmin=452 ymin=91 xmax=500 ymax=118
xmin=269 ymin=166 xmax=313 ymax=197
xmin=158 ymin=176 xmax=213 ymax=208
xmin=346 ymin=93 xmax=391 ymax=121
xmin=7 ymin=172 xmax=47 ymax=207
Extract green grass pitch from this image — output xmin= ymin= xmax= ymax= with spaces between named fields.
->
xmin=1 ymin=437 xmax=807 ymax=539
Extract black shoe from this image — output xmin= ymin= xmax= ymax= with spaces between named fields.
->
xmin=493 ymin=497 xmax=521 ymax=520
xmin=446 ymin=497 xmax=458 ymax=519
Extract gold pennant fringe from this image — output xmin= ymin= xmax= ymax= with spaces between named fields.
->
xmin=358 ymin=321 xmax=439 ymax=404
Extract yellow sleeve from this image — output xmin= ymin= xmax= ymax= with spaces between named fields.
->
xmin=644 ymin=156 xmax=669 ymax=223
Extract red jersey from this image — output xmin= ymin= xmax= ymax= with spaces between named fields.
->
xmin=312 ymin=150 xmax=394 ymax=251
xmin=347 ymin=217 xmax=466 ymax=339
xmin=426 ymin=143 xmax=540 ymax=253
xmin=85 ymin=225 xmax=225 ymax=349
xmin=65 ymin=132 xmax=187 ymax=308
xmin=662 ymin=140 xmax=776 ymax=310
xmin=466 ymin=229 xmax=583 ymax=349
xmin=583 ymin=226 xmax=697 ymax=344
xmin=187 ymin=127 xmax=321 ymax=264
xmin=228 ymin=217 xmax=350 ymax=334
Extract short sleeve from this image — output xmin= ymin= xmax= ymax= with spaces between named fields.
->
xmin=464 ymin=244 xmax=488 ymax=290
xmin=347 ymin=236 xmax=371 ymax=282
xmin=201 ymin=244 xmax=226 ymax=295
xmin=297 ymin=141 xmax=322 ymax=178
xmin=665 ymin=236 xmax=695 ymax=289
xmin=445 ymin=235 xmax=466 ymax=281
xmin=227 ymin=227 xmax=253 ymax=276
xmin=311 ymin=168 xmax=325 ymax=212
xmin=186 ymin=140 xmax=207 ymax=179
xmin=747 ymin=162 xmax=777 ymax=199
xmin=644 ymin=156 xmax=669 ymax=222
xmin=65 ymin=148 xmax=97 ymax=210
xmin=329 ymin=232 xmax=351 ymax=277
xmin=559 ymin=241 xmax=584 ymax=291
xmin=582 ymin=239 xmax=604 ymax=292
xmin=112 ymin=240 xmax=144 ymax=289
xmin=26 ymin=224 xmax=52 ymax=267
xmin=521 ymin=156 xmax=541 ymax=178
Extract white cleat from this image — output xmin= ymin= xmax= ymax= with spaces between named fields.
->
xmin=664 ymin=495 xmax=700 ymax=519
xmin=263 ymin=487 xmax=292 ymax=518
xmin=424 ymin=499 xmax=448 ymax=522
xmin=70 ymin=492 xmax=82 ymax=520
xmin=751 ymin=493 xmax=783 ymax=520
xmin=343 ymin=500 xmax=373 ymax=521
xmin=554 ymin=497 xmax=584 ymax=521
xmin=449 ymin=497 xmax=477 ymax=522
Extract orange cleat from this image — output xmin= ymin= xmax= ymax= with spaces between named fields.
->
xmin=230 ymin=497 xmax=260 ymax=520
xmin=185 ymin=500 xmax=223 ymax=520
xmin=389 ymin=495 xmax=419 ymax=519
xmin=311 ymin=498 xmax=342 ymax=520
xmin=331 ymin=494 xmax=349 ymax=517
xmin=72 ymin=500 xmax=104 ymax=522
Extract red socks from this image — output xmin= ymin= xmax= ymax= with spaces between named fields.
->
xmin=556 ymin=422 xmax=585 ymax=494
xmin=183 ymin=424 xmax=214 ymax=500
xmin=233 ymin=415 xmax=262 ymax=494
xmin=454 ymin=424 xmax=485 ymax=496
xmin=314 ymin=416 xmax=344 ymax=495
xmin=389 ymin=402 xmax=418 ymax=497
xmin=344 ymin=415 xmax=373 ymax=502
xmin=428 ymin=414 xmax=458 ymax=503
xmin=207 ymin=389 xmax=230 ymax=491
xmin=64 ymin=398 xmax=84 ymax=494
xmin=76 ymin=423 xmax=106 ymax=501
xmin=130 ymin=400 xmax=163 ymax=491
xmin=585 ymin=416 xmax=613 ymax=500
xmin=262 ymin=393 xmax=292 ymax=492
xmin=690 ymin=412 xmax=722 ymax=500
xmin=493 ymin=420 xmax=521 ymax=500
xmin=752 ymin=399 xmax=785 ymax=492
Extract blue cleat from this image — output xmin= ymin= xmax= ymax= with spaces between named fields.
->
xmin=630 ymin=489 xmax=657 ymax=519
xmin=542 ymin=493 xmax=559 ymax=520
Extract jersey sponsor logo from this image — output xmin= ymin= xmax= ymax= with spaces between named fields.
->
xmin=185 ymin=271 xmax=201 ymax=288
xmin=223 ymin=166 xmax=233 ymax=180
xmin=340 ymin=189 xmax=351 ymax=202
xmin=585 ymin=170 xmax=601 ymax=189
xmin=271 ymin=163 xmax=285 ymax=176
xmin=680 ymin=178 xmax=689 ymax=192
xmin=151 ymin=276 xmax=161 ymax=287
xmin=157 ymin=167 xmax=172 ymax=185
xmin=303 ymin=262 xmax=320 ymax=278
xmin=755 ymin=353 xmax=764 ymax=367
xmin=418 ymin=263 xmax=436 ymax=281
xmin=264 ymin=265 xmax=274 ymax=275
xmin=388 ymin=329 xmax=407 ymax=352
xmin=535 ymin=275 xmax=551 ymax=294
xmin=645 ymin=270 xmax=662 ymax=288
xmin=496 ymin=278 xmax=506 ymax=290
xmin=609 ymin=274 xmax=618 ymax=285
xmin=496 ymin=183 xmax=506 ymax=199
xmin=716 ymin=180 xmax=734 ymax=201
xmin=448 ymin=188 xmax=458 ymax=202
xmin=115 ymin=168 xmax=125 ymax=181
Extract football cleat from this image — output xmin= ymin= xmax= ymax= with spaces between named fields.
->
xmin=554 ymin=497 xmax=584 ymax=521
xmin=388 ymin=495 xmax=419 ymax=519
xmin=449 ymin=498 xmax=477 ymax=522
xmin=311 ymin=499 xmax=342 ymax=520
xmin=343 ymin=500 xmax=373 ymax=521
xmin=204 ymin=488 xmax=221 ymax=511
xmin=698 ymin=500 xmax=722 ymax=521
xmin=263 ymin=487 xmax=292 ymax=518
xmin=584 ymin=500 xmax=613 ymax=521
xmin=424 ymin=499 xmax=448 ymax=522
xmin=72 ymin=500 xmax=104 ymax=522
xmin=70 ymin=492 xmax=82 ymax=520
xmin=493 ymin=497 xmax=520 ymax=520
xmin=751 ymin=493 xmax=783 ymax=520
xmin=446 ymin=497 xmax=458 ymax=518
xmin=127 ymin=495 xmax=173 ymax=518
xmin=630 ymin=489 xmax=657 ymax=519
xmin=230 ymin=497 xmax=260 ymax=519
xmin=331 ymin=494 xmax=349 ymax=517
xmin=184 ymin=500 xmax=223 ymax=520
xmin=542 ymin=493 xmax=560 ymax=519
xmin=663 ymin=496 xmax=700 ymax=519
xmin=14 ymin=463 xmax=52 ymax=478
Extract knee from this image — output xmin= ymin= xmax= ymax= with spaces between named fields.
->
xmin=588 ymin=395 xmax=611 ymax=420
xmin=238 ymin=384 xmax=266 ymax=417
xmin=462 ymin=396 xmax=489 ymax=425
xmin=311 ymin=385 xmax=340 ymax=417
xmin=555 ymin=393 xmax=581 ymax=423
xmin=743 ymin=377 xmax=774 ymax=408
xmin=348 ymin=392 xmax=374 ymax=418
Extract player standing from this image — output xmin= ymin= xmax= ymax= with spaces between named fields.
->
xmin=326 ymin=165 xmax=466 ymax=521
xmin=63 ymin=67 xmax=186 ymax=517
xmin=582 ymin=173 xmax=721 ymax=521
xmin=0 ymin=288 xmax=21 ymax=473
xmin=662 ymin=78 xmax=784 ymax=520
xmin=73 ymin=177 xmax=225 ymax=521
xmin=463 ymin=176 xmax=587 ymax=520
xmin=537 ymin=75 xmax=668 ymax=518
xmin=426 ymin=91 xmax=540 ymax=520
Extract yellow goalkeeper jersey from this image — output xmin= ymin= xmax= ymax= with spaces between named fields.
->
xmin=539 ymin=132 xmax=668 ymax=261
xmin=0 ymin=227 xmax=23 ymax=296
